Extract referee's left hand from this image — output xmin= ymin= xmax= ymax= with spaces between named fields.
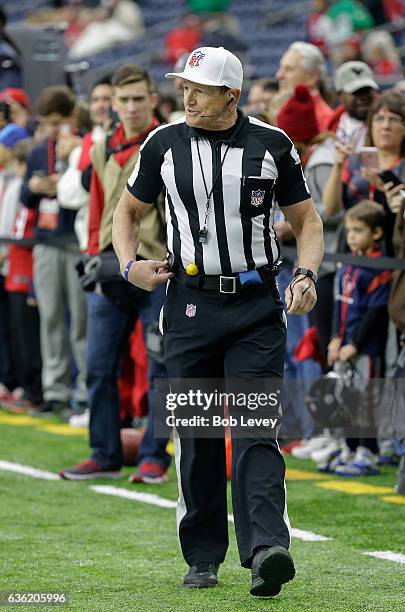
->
xmin=285 ymin=276 xmax=317 ymax=315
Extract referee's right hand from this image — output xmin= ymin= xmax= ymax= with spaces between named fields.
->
xmin=285 ymin=276 xmax=317 ymax=315
xmin=127 ymin=260 xmax=174 ymax=292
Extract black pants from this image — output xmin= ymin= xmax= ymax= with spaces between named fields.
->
xmin=163 ymin=279 xmax=291 ymax=568
xmin=310 ymin=272 xmax=335 ymax=368
xmin=0 ymin=276 xmax=18 ymax=391
xmin=8 ymin=292 xmax=43 ymax=404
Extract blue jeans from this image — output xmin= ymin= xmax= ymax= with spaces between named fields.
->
xmin=277 ymin=264 xmax=320 ymax=439
xmin=87 ymin=283 xmax=170 ymax=468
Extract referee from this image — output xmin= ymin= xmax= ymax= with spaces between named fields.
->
xmin=112 ymin=47 xmax=324 ymax=597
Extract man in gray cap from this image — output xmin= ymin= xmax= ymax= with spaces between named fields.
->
xmin=330 ymin=60 xmax=379 ymax=151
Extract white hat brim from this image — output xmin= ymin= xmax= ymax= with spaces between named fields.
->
xmin=165 ymin=71 xmax=224 ymax=87
xmin=343 ymin=78 xmax=379 ymax=93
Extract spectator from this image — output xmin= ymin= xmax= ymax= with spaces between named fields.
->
xmin=325 ymin=0 xmax=374 ymax=63
xmin=245 ymin=78 xmax=279 ymax=116
xmin=164 ymin=14 xmax=202 ymax=65
xmin=338 ymin=34 xmax=364 ymax=64
xmin=323 ymin=90 xmax=405 ymax=255
xmin=383 ymin=0 xmax=405 ymax=22
xmin=274 ymin=85 xmax=322 ymax=444
xmin=326 ymin=200 xmax=391 ymax=476
xmin=276 ymin=41 xmax=334 ymax=131
xmin=21 ymin=86 xmax=87 ymax=415
xmin=58 ymin=75 xmax=113 ymax=253
xmin=394 ymin=79 xmax=405 ymax=95
xmin=0 ymin=88 xmax=31 ymax=131
xmin=4 ymin=138 xmax=43 ymax=407
xmin=306 ymin=0 xmax=335 ymax=55
xmin=69 ymin=0 xmax=144 ymax=60
xmin=0 ymin=7 xmax=22 ymax=89
xmin=383 ymin=190 xmax=405 ymax=488
xmin=0 ymin=129 xmax=33 ymax=403
xmin=157 ymin=94 xmax=178 ymax=123
xmin=327 ymin=0 xmax=374 ymax=31
xmin=63 ymin=0 xmax=95 ymax=49
xmin=362 ymin=31 xmax=402 ymax=79
xmin=278 ymin=85 xmax=343 ymax=368
xmin=329 ymin=61 xmax=379 ymax=150
xmin=277 ymin=84 xmax=321 ymax=163
xmin=60 ymin=65 xmax=171 ymax=482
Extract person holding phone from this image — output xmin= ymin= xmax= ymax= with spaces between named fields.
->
xmin=323 ymin=91 xmax=405 ymax=255
xmin=379 ymin=170 xmax=405 ymax=215
xmin=21 ymin=85 xmax=88 ymax=415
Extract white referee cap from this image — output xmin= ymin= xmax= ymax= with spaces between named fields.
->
xmin=165 ymin=46 xmax=243 ymax=90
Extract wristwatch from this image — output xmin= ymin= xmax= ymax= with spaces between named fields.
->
xmin=293 ymin=267 xmax=318 ymax=283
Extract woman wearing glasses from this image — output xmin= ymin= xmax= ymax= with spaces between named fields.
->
xmin=323 ymin=90 xmax=405 ymax=255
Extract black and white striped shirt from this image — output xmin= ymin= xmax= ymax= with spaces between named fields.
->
xmin=127 ymin=111 xmax=310 ymax=275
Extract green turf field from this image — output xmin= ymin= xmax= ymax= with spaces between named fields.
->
xmin=0 ymin=410 xmax=404 ymax=612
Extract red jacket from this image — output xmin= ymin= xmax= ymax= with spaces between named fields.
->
xmin=5 ymin=207 xmax=37 ymax=293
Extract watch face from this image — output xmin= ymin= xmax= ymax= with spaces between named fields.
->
xmin=295 ymin=268 xmax=317 ymax=282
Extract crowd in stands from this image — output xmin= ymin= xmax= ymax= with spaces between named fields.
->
xmin=0 ymin=0 xmax=404 ymax=495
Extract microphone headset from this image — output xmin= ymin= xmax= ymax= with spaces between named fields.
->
xmin=200 ymin=95 xmax=235 ymax=118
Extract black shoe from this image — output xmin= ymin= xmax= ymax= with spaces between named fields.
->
xmin=183 ymin=562 xmax=219 ymax=588
xmin=33 ymin=400 xmax=71 ymax=418
xmin=250 ymin=546 xmax=295 ymax=597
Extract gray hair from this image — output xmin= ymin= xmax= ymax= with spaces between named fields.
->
xmin=289 ymin=42 xmax=327 ymax=85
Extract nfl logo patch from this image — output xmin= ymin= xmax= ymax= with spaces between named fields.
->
xmin=251 ymin=189 xmax=265 ymax=207
xmin=188 ymin=50 xmax=205 ymax=68
xmin=185 ymin=304 xmax=197 ymax=318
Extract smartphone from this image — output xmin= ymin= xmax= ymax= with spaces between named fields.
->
xmin=359 ymin=146 xmax=379 ymax=169
xmin=378 ymin=169 xmax=402 ymax=187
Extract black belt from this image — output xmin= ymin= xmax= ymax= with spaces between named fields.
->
xmin=175 ymin=265 xmax=280 ymax=294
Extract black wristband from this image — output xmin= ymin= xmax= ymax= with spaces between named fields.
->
xmin=293 ymin=267 xmax=318 ymax=284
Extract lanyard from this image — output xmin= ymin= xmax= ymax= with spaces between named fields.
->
xmin=196 ymin=138 xmax=231 ymax=243
xmin=340 ymin=266 xmax=360 ymax=339
xmin=48 ymin=138 xmax=55 ymax=175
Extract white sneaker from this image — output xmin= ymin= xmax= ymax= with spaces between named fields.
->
xmin=335 ymin=446 xmax=380 ymax=477
xmin=317 ymin=444 xmax=354 ymax=473
xmin=311 ymin=438 xmax=341 ymax=463
xmin=291 ymin=432 xmax=331 ymax=460
xmin=69 ymin=409 xmax=90 ymax=428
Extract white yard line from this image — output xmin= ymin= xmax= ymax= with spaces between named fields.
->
xmin=0 ymin=460 xmax=337 ymax=544
xmin=91 ymin=485 xmax=177 ymax=508
xmin=226 ymin=514 xmax=330 ymax=540
xmin=0 ymin=460 xmax=59 ymax=480
xmin=92 ymin=484 xmax=332 ymax=541
xmin=289 ymin=528 xmax=332 ymax=542
xmin=364 ymin=551 xmax=405 ymax=565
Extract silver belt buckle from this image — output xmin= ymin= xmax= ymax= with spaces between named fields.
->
xmin=219 ymin=276 xmax=237 ymax=294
